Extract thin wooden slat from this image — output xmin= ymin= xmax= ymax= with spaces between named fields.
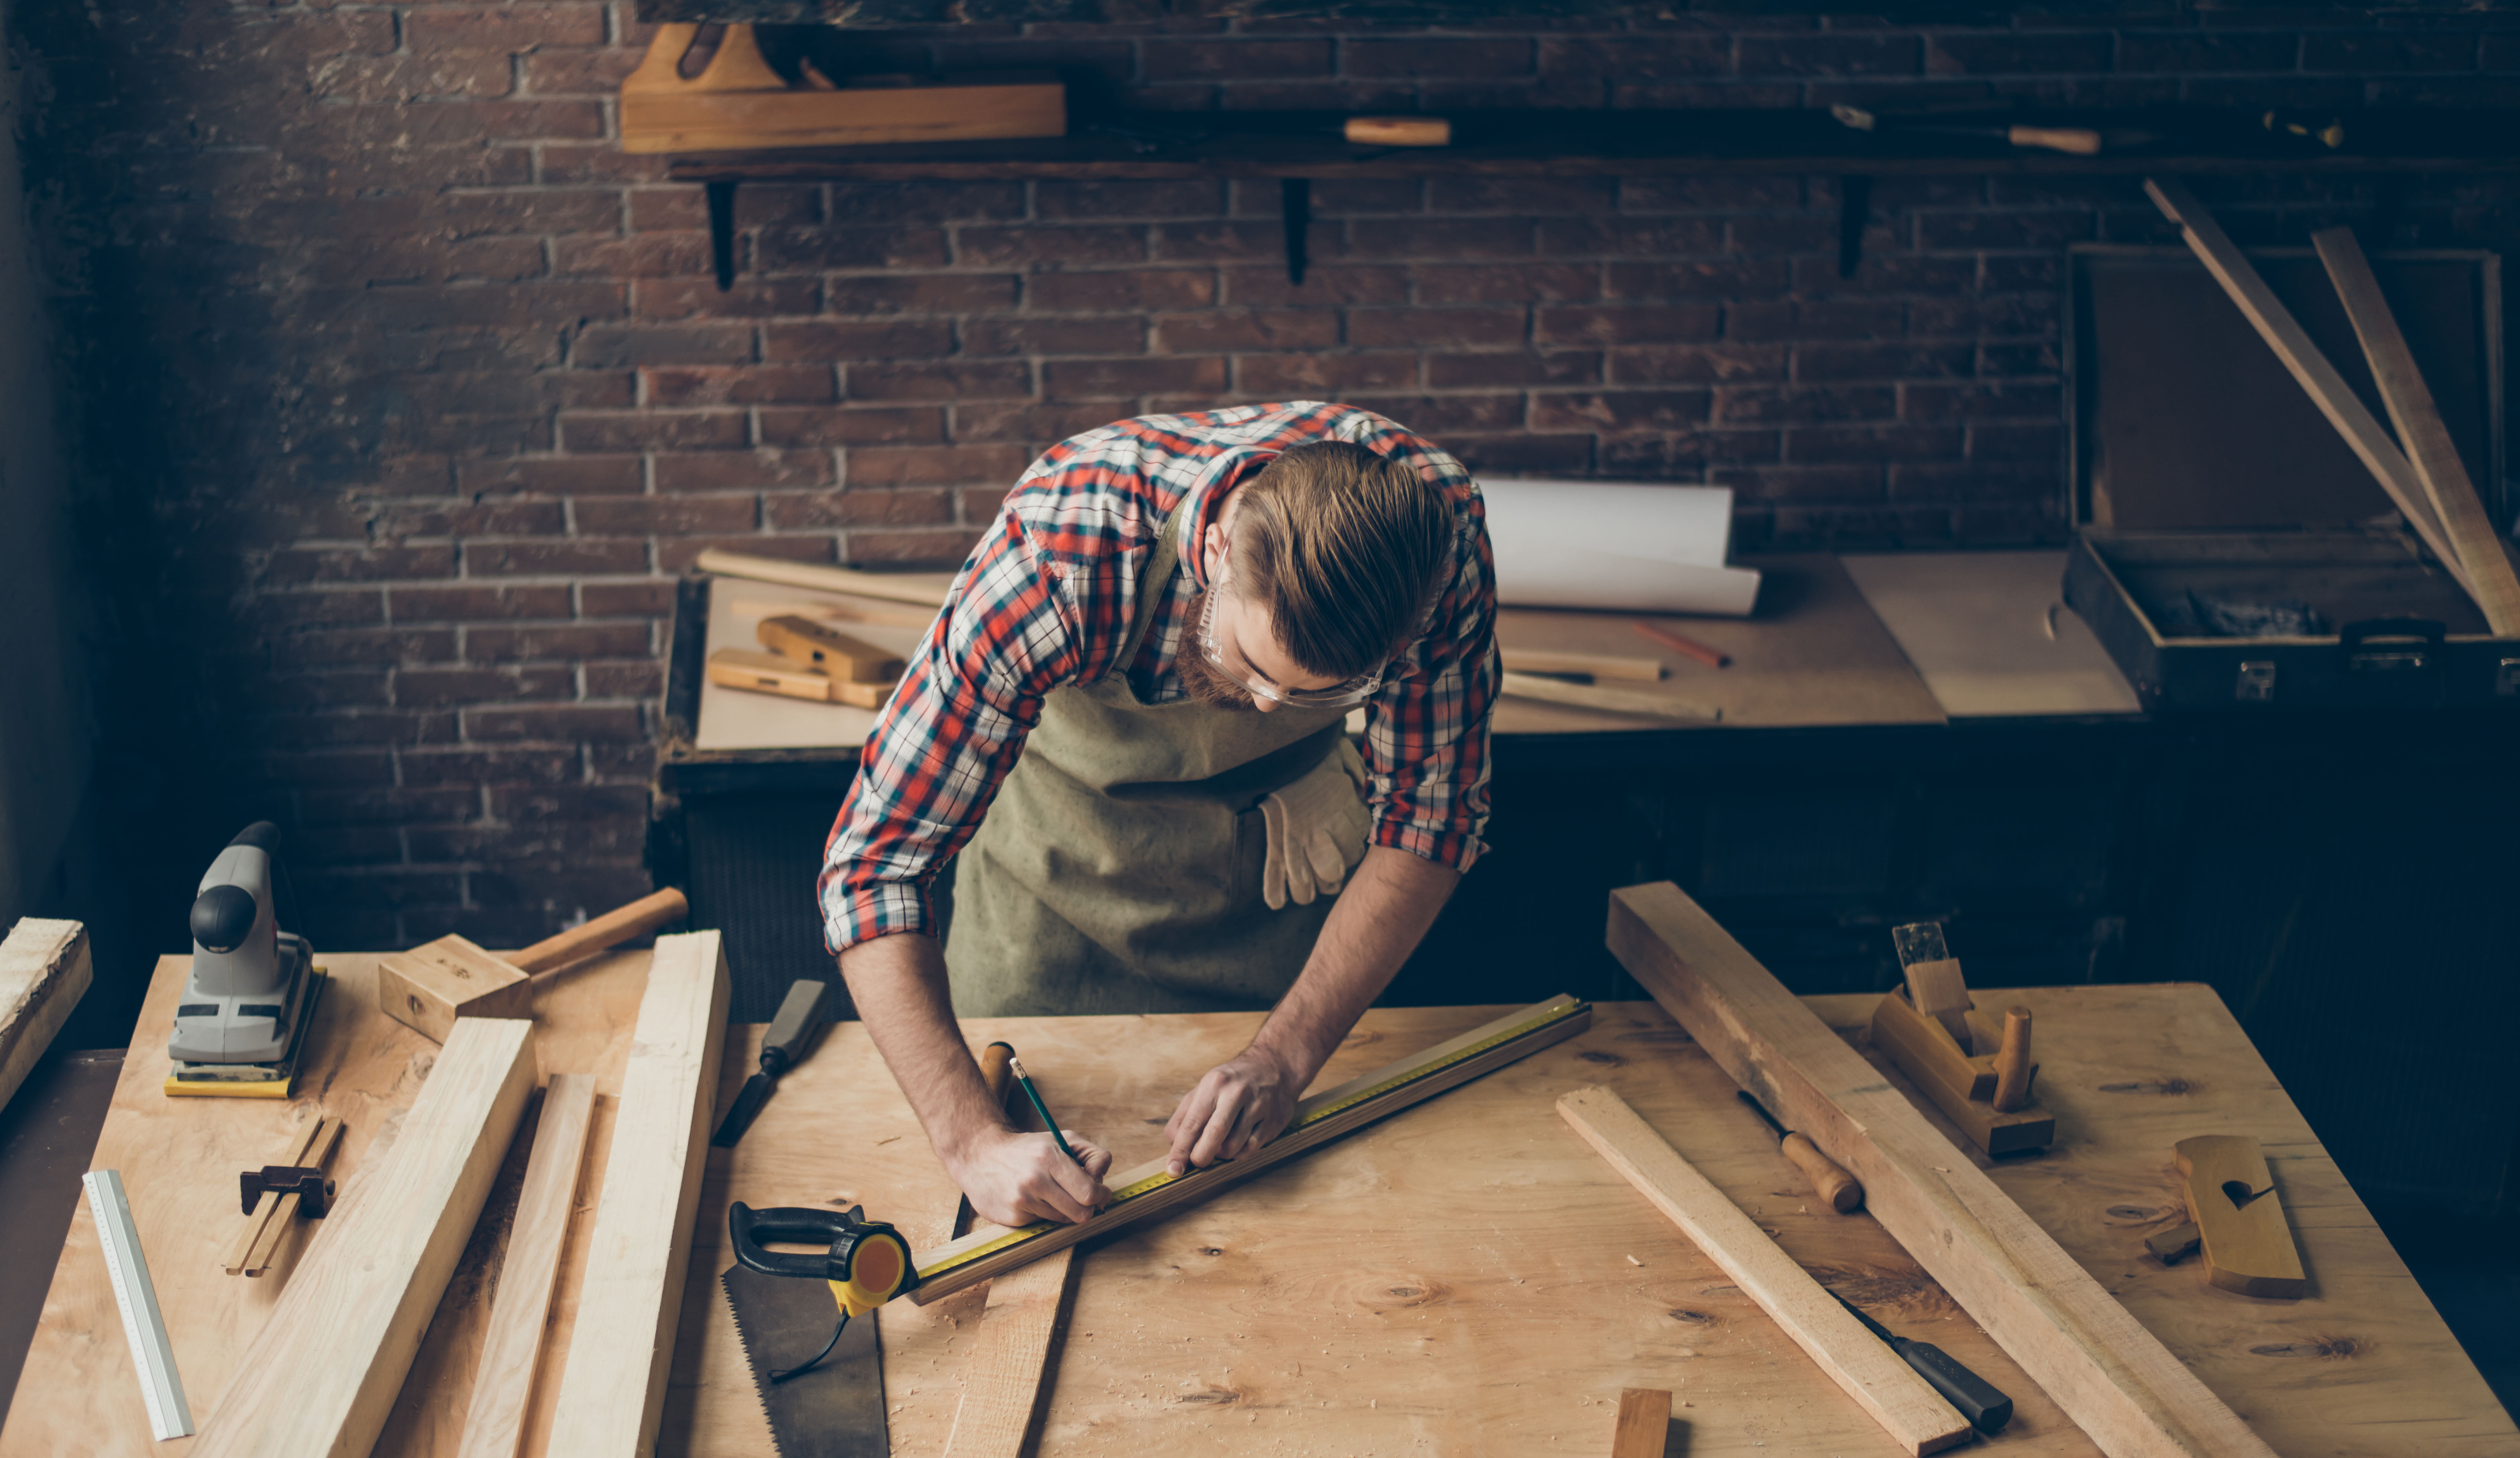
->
xmin=1497 ymin=672 xmax=1718 ymax=722
xmin=456 ymin=1074 xmax=599 ymax=1458
xmin=240 ymin=1117 xmax=346 ymax=1277
xmin=1559 ymin=1086 xmax=1971 ymax=1458
xmin=1611 ymin=1388 xmax=1673 ymax=1458
xmin=190 ymin=1017 xmax=537 ymax=1458
xmin=2313 ymin=225 xmax=2520 ymax=634
xmin=1497 ymin=647 xmax=1666 ymax=682
xmin=2142 ymin=178 xmax=2477 ymax=600
xmin=910 ymin=995 xmax=1593 ymax=1303
xmin=694 ymin=547 xmax=955 ymax=609
xmin=1607 ymin=882 xmax=2279 ymax=1458
xmin=224 ymin=1117 xmax=328 ymax=1276
xmin=0 ymin=919 xmax=90 ymax=1116
xmin=545 ymin=931 xmax=731 ymax=1458
xmin=942 ymin=1248 xmax=1078 ymax=1458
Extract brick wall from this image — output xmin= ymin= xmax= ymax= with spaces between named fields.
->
xmin=10 ymin=4 xmax=2517 ymax=957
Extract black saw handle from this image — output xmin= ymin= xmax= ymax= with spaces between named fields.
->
xmin=729 ymin=1202 xmax=857 ymax=1281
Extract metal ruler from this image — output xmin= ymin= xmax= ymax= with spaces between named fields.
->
xmin=919 ymin=994 xmax=1593 ymax=1285
xmin=83 ymin=1169 xmax=193 ymax=1440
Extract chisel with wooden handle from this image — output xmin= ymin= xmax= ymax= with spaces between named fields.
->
xmin=1836 ymin=1294 xmax=2014 ymax=1434
xmin=711 ymin=978 xmax=832 ymax=1147
xmin=1737 ymin=1090 xmax=1863 ymax=1213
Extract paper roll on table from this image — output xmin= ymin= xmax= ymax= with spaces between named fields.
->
xmin=1479 ymin=480 xmax=1761 ymax=616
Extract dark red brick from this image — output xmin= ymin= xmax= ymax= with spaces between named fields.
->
xmin=1536 ymin=305 xmax=1721 ymax=347
xmin=962 ymin=317 xmax=1147 ymax=356
xmin=754 ymin=228 xmax=949 ymax=274
xmin=467 ymin=622 xmax=655 ymax=659
xmin=465 ymin=704 xmax=645 ymax=741
xmin=1027 ymin=271 xmax=1217 ymax=311
xmin=574 ymin=324 xmax=756 ymax=368
xmin=644 ymin=365 xmax=837 ymax=407
xmin=1045 ymin=357 xmax=1228 ymax=399
xmin=1530 ymin=391 xmax=1712 ymax=432
xmin=827 ymin=275 xmax=1019 ymax=315
xmin=406 ymin=6 xmax=608 ymax=53
xmin=265 ymin=545 xmax=458 ymax=584
xmin=952 ymin=402 xmax=1135 ymax=443
xmin=1036 ymin=180 xmax=1228 ymax=219
xmin=1343 ymin=219 xmax=1535 ymax=260
xmin=1348 ymin=308 xmax=1525 ymax=350
xmin=1793 ymin=343 xmax=1973 ymax=382
xmin=389 ymin=585 xmax=573 ymax=621
xmin=1237 ymin=353 xmax=1418 ymax=394
xmin=2117 ymin=31 xmax=2300 ymax=72
xmin=1715 ymin=386 xmax=1898 ymax=425
xmin=765 ymin=320 xmax=955 ymax=362
xmin=757 ymin=407 xmax=947 ymax=447
xmin=573 ymin=496 xmax=759 ymax=537
xmin=1427 ymin=351 xmax=1601 ymax=389
xmin=1157 ymin=309 xmax=1341 ymax=352
xmin=1343 ymin=37 xmax=1532 ymax=78
xmin=464 ymin=540 xmax=651 ymax=576
xmin=654 ymin=449 xmax=835 ymax=492
xmin=765 ymin=489 xmax=957 ymax=530
xmin=958 ymin=225 xmax=1149 ymax=269
xmin=1738 ymin=33 xmax=1922 ymax=76
xmin=634 ymin=279 xmax=821 ymax=320
xmin=579 ymin=581 xmax=677 ymax=617
xmin=1152 ymin=221 xmax=1289 ymax=263
xmin=1142 ymin=38 xmax=1333 ymax=77
xmin=1787 ymin=424 xmax=1967 ymax=462
xmin=1221 ymin=265 xmax=1410 ymax=307
xmin=848 ymin=445 xmax=1036 ymax=486
xmin=1927 ymin=31 xmax=2114 ymax=75
xmin=270 ymin=628 xmax=460 ymax=669
xmin=561 ymin=411 xmax=748 ymax=452
xmin=457 ymin=455 xmax=644 ymax=496
xmin=845 ymin=362 xmax=1034 ymax=402
xmin=396 ymin=666 xmax=576 ymax=706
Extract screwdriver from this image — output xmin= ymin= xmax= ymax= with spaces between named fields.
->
xmin=1835 ymin=1294 xmax=2014 ymax=1434
xmin=1736 ymin=1090 xmax=1863 ymax=1213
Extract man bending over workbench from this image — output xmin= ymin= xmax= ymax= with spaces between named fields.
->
xmin=821 ymin=402 xmax=1498 ymax=1231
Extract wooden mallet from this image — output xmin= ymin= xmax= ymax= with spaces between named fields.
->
xmin=377 ymin=889 xmax=689 ymax=1043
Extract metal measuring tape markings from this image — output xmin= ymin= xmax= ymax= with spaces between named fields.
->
xmin=84 ymin=1169 xmax=194 ymax=1440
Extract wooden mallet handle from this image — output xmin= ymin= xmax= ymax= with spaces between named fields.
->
xmin=508 ymin=889 xmax=690 ymax=976
xmin=1345 ymin=115 xmax=1450 ymax=147
xmin=2007 ymin=125 xmax=2102 ymax=155
xmin=1992 ymin=1007 xmax=2033 ymax=1113
xmin=953 ymin=1043 xmax=1024 ymax=1239
xmin=1780 ymin=1132 xmax=1865 ymax=1213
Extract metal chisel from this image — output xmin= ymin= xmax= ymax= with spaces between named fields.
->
xmin=1835 ymin=1293 xmax=2014 ymax=1434
xmin=712 ymin=978 xmax=832 ymax=1148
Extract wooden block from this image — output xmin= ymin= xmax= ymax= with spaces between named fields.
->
xmin=758 ymin=614 xmax=906 ymax=683
xmin=2314 ymin=226 xmax=2520 ymax=635
xmin=941 ymin=1247 xmax=1079 ymax=1458
xmin=1991 ymin=1008 xmax=2033 ymax=1114
xmin=695 ymin=547 xmax=955 ymax=609
xmin=1609 ymin=883 xmax=2276 ymax=1458
xmin=2176 ymin=1136 xmax=2308 ymax=1299
xmin=546 ymin=931 xmax=731 ymax=1458
xmin=224 ymin=1116 xmax=329 ymax=1277
xmin=189 ymin=1018 xmax=538 ymax=1458
xmin=1611 ymin=1388 xmax=1673 ymax=1458
xmin=2143 ymin=179 xmax=2475 ymax=599
xmin=377 ymin=936 xmax=536 ymax=1045
xmin=457 ymin=1074 xmax=599 ymax=1458
xmin=620 ymin=26 xmax=1065 ymax=155
xmin=0 ymin=919 xmax=90 ymax=1116
xmin=1498 ymin=647 xmax=1665 ymax=682
xmin=239 ymin=1117 xmax=345 ymax=1278
xmin=1869 ymin=993 xmax=2052 ymax=1157
xmin=912 ymin=996 xmax=1592 ymax=1304
xmin=2147 ymin=1222 xmax=2203 ymax=1264
xmin=828 ymin=675 xmax=899 ymax=710
xmin=707 ymin=647 xmax=842 ymax=703
xmin=1560 ymin=1086 xmax=1972 ymax=1457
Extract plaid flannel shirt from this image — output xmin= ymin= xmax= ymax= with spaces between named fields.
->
xmin=820 ymin=401 xmax=1498 ymax=955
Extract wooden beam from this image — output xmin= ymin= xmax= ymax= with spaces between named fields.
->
xmin=1497 ymin=647 xmax=1666 ymax=682
xmin=942 ymin=1248 xmax=1079 ymax=1458
xmin=545 ymin=931 xmax=731 ymax=1458
xmin=911 ymin=994 xmax=1592 ymax=1304
xmin=457 ymin=1074 xmax=598 ymax=1458
xmin=1607 ymin=883 xmax=2277 ymax=1458
xmin=1559 ymin=1086 xmax=1972 ymax=1458
xmin=2313 ymin=225 xmax=2520 ymax=634
xmin=1611 ymin=1389 xmax=1673 ymax=1458
xmin=0 ymin=919 xmax=90 ymax=1116
xmin=1497 ymin=672 xmax=1718 ymax=722
xmin=2142 ymin=178 xmax=2476 ymax=600
xmin=190 ymin=1017 xmax=537 ymax=1458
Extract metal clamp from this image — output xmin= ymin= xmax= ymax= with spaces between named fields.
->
xmin=240 ymin=1165 xmax=335 ymax=1218
xmin=2339 ymin=617 xmax=2444 ymax=673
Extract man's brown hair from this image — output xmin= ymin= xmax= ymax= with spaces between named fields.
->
xmin=1228 ymin=439 xmax=1454 ymax=680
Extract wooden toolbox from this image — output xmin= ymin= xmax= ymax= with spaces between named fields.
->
xmin=2062 ymin=244 xmax=2518 ymax=710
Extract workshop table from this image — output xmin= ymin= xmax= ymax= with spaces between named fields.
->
xmin=5 ymin=950 xmax=2510 ymax=1456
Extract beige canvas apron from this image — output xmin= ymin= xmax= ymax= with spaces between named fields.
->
xmin=945 ymin=499 xmax=1359 ymax=1017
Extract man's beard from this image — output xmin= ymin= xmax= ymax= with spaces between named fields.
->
xmin=1173 ymin=589 xmax=1257 ymax=710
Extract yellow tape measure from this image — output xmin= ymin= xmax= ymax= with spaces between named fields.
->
xmin=918 ymin=997 xmax=1588 ymax=1282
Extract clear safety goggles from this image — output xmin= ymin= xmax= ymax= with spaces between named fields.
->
xmin=1194 ymin=573 xmax=1390 ymax=711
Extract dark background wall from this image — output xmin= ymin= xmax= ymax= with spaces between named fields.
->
xmin=7 ymin=4 xmax=2517 ymax=1013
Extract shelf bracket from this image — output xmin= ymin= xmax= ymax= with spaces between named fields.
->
xmin=707 ymin=180 xmax=739 ymax=292
xmin=1837 ymin=175 xmax=1871 ymax=280
xmin=1282 ymin=177 xmax=1311 ymax=287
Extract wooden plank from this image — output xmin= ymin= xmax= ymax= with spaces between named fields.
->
xmin=726 ymin=594 xmax=938 ymax=630
xmin=455 ymin=1074 xmax=598 ymax=1458
xmin=941 ymin=1249 xmax=1078 ymax=1458
xmin=239 ymin=1117 xmax=346 ymax=1277
xmin=0 ymin=918 xmax=90 ymax=1116
xmin=909 ymin=995 xmax=1593 ymax=1303
xmin=695 ymin=547 xmax=955 ymax=609
xmin=2313 ymin=226 xmax=2520 ymax=634
xmin=2176 ymin=1136 xmax=2308 ymax=1300
xmin=1608 ymin=882 xmax=2279 ymax=1458
xmin=1497 ymin=672 xmax=1718 ymax=722
xmin=1611 ymin=1389 xmax=1672 ymax=1458
xmin=757 ymin=614 xmax=907 ymax=684
xmin=2142 ymin=179 xmax=2476 ymax=599
xmin=1558 ymin=1086 xmax=1971 ymax=1458
xmin=1497 ymin=647 xmax=1665 ymax=682
xmin=189 ymin=1017 xmax=538 ymax=1458
xmin=545 ymin=931 xmax=731 ymax=1458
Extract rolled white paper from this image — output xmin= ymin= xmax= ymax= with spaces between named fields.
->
xmin=1479 ymin=479 xmax=1762 ymax=616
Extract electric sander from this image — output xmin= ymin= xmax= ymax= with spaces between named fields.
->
xmin=166 ymin=822 xmax=325 ymax=1099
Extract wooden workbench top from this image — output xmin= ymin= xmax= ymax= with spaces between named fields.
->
xmin=7 ymin=955 xmax=2508 ymax=1456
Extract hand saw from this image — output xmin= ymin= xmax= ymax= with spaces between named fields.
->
xmin=721 ymin=1204 xmax=920 ymax=1458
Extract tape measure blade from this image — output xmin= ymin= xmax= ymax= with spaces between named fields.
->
xmin=84 ymin=1170 xmax=195 ymax=1440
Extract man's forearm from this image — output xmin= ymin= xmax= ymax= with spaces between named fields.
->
xmin=1246 ymin=846 xmax=1460 ymax=1087
xmin=835 ymin=933 xmax=1006 ymax=1164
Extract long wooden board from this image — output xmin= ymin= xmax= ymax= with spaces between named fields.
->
xmin=545 ymin=932 xmax=730 ymax=1458
xmin=942 ymin=1248 xmax=1079 ymax=1458
xmin=1559 ymin=1085 xmax=1973 ymax=1457
xmin=1606 ymin=882 xmax=2279 ymax=1458
xmin=910 ymin=994 xmax=1593 ymax=1303
xmin=2143 ymin=179 xmax=2475 ymax=600
xmin=694 ymin=547 xmax=955 ymax=610
xmin=189 ymin=1017 xmax=538 ymax=1458
xmin=2313 ymin=225 xmax=2520 ymax=634
xmin=456 ymin=1075 xmax=598 ymax=1458
xmin=0 ymin=918 xmax=90 ymax=1115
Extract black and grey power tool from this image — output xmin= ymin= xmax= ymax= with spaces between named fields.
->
xmin=166 ymin=822 xmax=325 ymax=1099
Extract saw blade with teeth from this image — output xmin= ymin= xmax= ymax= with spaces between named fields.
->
xmin=722 ymin=1262 xmax=890 ymax=1458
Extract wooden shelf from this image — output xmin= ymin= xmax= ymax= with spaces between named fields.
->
xmin=666 ymin=108 xmax=2520 ymax=183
